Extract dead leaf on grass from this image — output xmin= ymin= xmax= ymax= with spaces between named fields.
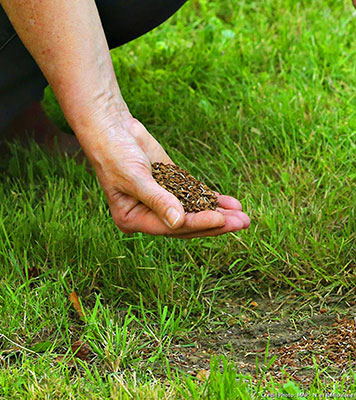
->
xmin=20 ymin=267 xmax=40 ymax=287
xmin=69 ymin=291 xmax=85 ymax=318
xmin=196 ymin=369 xmax=210 ymax=381
xmin=71 ymin=340 xmax=89 ymax=361
xmin=54 ymin=340 xmax=90 ymax=365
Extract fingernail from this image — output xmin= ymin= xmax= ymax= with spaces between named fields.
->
xmin=165 ymin=207 xmax=181 ymax=228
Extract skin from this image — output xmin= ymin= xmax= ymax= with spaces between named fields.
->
xmin=1 ymin=0 xmax=250 ymax=238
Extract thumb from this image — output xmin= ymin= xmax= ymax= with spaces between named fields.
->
xmin=134 ymin=174 xmax=185 ymax=229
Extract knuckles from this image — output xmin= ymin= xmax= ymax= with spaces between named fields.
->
xmin=145 ymin=190 xmax=169 ymax=214
xmin=127 ymin=118 xmax=144 ymax=131
xmin=111 ymin=208 xmax=135 ymax=234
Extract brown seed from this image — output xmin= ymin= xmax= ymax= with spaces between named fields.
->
xmin=151 ymin=162 xmax=218 ymax=213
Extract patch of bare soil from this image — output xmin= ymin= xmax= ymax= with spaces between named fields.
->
xmin=169 ymin=310 xmax=356 ymax=386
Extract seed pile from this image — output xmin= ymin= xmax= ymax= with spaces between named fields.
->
xmin=151 ymin=162 xmax=218 ymax=213
xmin=270 ymin=317 xmax=356 ymax=384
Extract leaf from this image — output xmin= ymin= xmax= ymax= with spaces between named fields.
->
xmin=29 ymin=341 xmax=52 ymax=353
xmin=196 ymin=369 xmax=210 ymax=381
xmin=21 ymin=267 xmax=40 ymax=288
xmin=54 ymin=340 xmax=90 ymax=365
xmin=71 ymin=340 xmax=89 ymax=361
xmin=69 ymin=291 xmax=84 ymax=318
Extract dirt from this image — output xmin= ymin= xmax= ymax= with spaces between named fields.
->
xmin=151 ymin=162 xmax=218 ymax=213
xmin=167 ymin=298 xmax=356 ymax=386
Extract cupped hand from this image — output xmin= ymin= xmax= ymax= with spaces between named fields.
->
xmin=83 ymin=117 xmax=250 ymax=238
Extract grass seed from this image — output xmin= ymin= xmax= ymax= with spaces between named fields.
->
xmin=151 ymin=162 xmax=218 ymax=213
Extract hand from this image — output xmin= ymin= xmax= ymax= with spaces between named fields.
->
xmin=83 ymin=117 xmax=250 ymax=238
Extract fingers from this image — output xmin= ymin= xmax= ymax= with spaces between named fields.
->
xmin=114 ymin=201 xmax=226 ymax=235
xmin=170 ymin=210 xmax=250 ymax=239
xmin=131 ymin=175 xmax=186 ymax=229
xmin=216 ymin=193 xmax=243 ymax=211
xmin=168 ymin=215 xmax=247 ymax=239
xmin=111 ymin=198 xmax=250 ymax=237
xmin=216 ymin=207 xmax=250 ymax=228
xmin=110 ymin=189 xmax=250 ymax=236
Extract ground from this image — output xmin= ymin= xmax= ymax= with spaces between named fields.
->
xmin=0 ymin=0 xmax=355 ymax=398
xmin=168 ymin=298 xmax=356 ymax=386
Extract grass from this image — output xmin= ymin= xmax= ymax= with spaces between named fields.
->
xmin=1 ymin=0 xmax=355 ymax=398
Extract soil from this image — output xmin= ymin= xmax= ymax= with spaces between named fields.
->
xmin=151 ymin=162 xmax=218 ymax=213
xmin=167 ymin=297 xmax=356 ymax=386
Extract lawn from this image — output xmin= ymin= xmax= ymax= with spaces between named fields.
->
xmin=1 ymin=0 xmax=355 ymax=398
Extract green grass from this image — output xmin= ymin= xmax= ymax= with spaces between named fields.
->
xmin=1 ymin=0 xmax=355 ymax=398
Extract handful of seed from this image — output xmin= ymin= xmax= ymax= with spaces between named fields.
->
xmin=151 ymin=162 xmax=218 ymax=213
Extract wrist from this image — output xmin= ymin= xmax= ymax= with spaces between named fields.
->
xmin=73 ymin=111 xmax=136 ymax=164
xmin=65 ymin=89 xmax=132 ymax=133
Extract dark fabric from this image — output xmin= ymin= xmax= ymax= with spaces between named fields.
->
xmin=95 ymin=0 xmax=187 ymax=48
xmin=0 ymin=9 xmax=48 ymax=133
xmin=0 ymin=0 xmax=188 ymax=132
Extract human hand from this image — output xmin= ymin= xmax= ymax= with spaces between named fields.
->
xmin=82 ymin=117 xmax=250 ymax=238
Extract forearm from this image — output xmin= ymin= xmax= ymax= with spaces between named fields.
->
xmin=0 ymin=0 xmax=130 ymax=147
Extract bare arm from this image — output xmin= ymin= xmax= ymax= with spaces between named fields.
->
xmin=1 ymin=0 xmax=250 ymax=237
